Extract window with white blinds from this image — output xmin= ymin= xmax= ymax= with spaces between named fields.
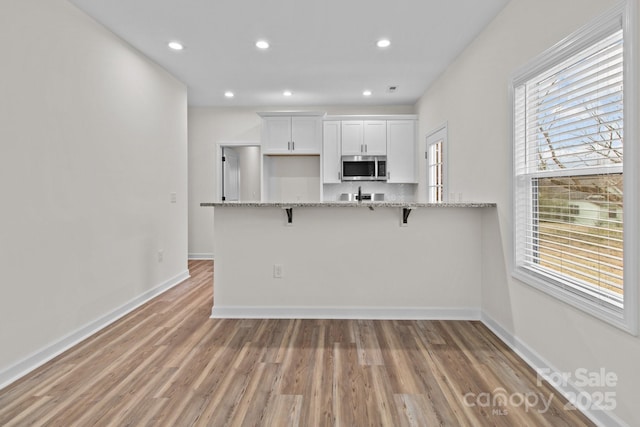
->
xmin=427 ymin=125 xmax=447 ymax=203
xmin=428 ymin=141 xmax=444 ymax=202
xmin=512 ymin=7 xmax=636 ymax=329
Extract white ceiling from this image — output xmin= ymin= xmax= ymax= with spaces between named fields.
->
xmin=69 ymin=0 xmax=510 ymax=107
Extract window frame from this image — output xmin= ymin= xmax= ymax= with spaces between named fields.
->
xmin=510 ymin=2 xmax=638 ymax=335
xmin=426 ymin=124 xmax=448 ymax=203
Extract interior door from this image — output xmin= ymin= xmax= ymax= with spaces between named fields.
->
xmin=222 ymin=148 xmax=240 ymax=201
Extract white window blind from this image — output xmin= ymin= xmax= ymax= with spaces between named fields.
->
xmin=427 ymin=125 xmax=447 ymax=203
xmin=428 ymin=140 xmax=444 ymax=202
xmin=514 ymin=28 xmax=624 ymax=310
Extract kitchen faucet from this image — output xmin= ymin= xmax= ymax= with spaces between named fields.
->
xmin=357 ymin=185 xmax=362 ymax=202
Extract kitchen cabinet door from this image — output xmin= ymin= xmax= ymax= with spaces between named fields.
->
xmin=262 ymin=116 xmax=292 ymax=154
xmin=262 ymin=116 xmax=321 ymax=154
xmin=387 ymin=120 xmax=417 ymax=183
xmin=341 ymin=121 xmax=364 ymax=155
xmin=322 ymin=121 xmax=342 ymax=183
xmin=290 ymin=116 xmax=321 ymax=154
xmin=363 ymin=120 xmax=387 ymax=155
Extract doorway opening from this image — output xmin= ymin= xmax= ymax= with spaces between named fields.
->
xmin=218 ymin=143 xmax=261 ymax=202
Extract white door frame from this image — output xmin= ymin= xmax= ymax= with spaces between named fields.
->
xmin=215 ymin=141 xmax=261 ymax=202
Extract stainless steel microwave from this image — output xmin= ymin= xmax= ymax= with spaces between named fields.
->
xmin=341 ymin=156 xmax=387 ymax=181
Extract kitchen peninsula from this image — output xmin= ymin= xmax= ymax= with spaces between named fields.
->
xmin=201 ymin=201 xmax=496 ymax=319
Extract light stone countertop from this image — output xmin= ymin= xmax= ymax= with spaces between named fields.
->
xmin=200 ymin=201 xmax=496 ymax=208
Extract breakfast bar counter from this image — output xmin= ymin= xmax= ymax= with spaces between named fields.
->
xmin=200 ymin=201 xmax=496 ymax=208
xmin=201 ymin=201 xmax=496 ymax=319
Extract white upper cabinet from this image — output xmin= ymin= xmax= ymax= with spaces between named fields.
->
xmin=340 ymin=121 xmax=364 ymax=155
xmin=290 ymin=117 xmax=321 ymax=154
xmin=386 ymin=120 xmax=417 ymax=183
xmin=261 ymin=114 xmax=321 ymax=154
xmin=322 ymin=121 xmax=342 ymax=183
xmin=341 ymin=120 xmax=387 ymax=155
xmin=363 ymin=121 xmax=387 ymax=155
xmin=262 ymin=116 xmax=291 ymax=154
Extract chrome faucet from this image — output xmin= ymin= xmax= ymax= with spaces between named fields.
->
xmin=357 ymin=185 xmax=362 ymax=202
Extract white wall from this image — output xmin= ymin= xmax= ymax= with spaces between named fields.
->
xmin=188 ymin=105 xmax=415 ymax=257
xmin=263 ymin=156 xmax=321 ymax=202
xmin=212 ymin=206 xmax=484 ymax=315
xmin=0 ymin=0 xmax=188 ymax=384
xmin=237 ymin=146 xmax=261 ymax=201
xmin=415 ymin=0 xmax=639 ymax=425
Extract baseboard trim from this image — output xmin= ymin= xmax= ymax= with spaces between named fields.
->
xmin=211 ymin=306 xmax=481 ymax=320
xmin=0 ymin=269 xmax=190 ymax=391
xmin=480 ymin=312 xmax=628 ymax=427
xmin=188 ymin=253 xmax=214 ymax=260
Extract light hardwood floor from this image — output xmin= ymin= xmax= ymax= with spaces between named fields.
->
xmin=0 ymin=260 xmax=594 ymax=426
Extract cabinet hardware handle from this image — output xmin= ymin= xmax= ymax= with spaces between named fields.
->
xmin=288 ymin=141 xmax=291 ymax=150
xmin=292 ymin=141 xmax=295 ymax=151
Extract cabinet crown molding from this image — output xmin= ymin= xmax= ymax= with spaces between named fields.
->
xmin=257 ymin=111 xmax=325 ymax=117
xmin=323 ymin=114 xmax=417 ymax=121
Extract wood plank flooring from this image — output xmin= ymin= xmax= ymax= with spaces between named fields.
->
xmin=0 ymin=260 xmax=595 ymax=426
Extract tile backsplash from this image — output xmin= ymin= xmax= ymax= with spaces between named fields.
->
xmin=323 ymin=182 xmax=417 ymax=202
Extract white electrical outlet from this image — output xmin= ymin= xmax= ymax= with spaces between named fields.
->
xmin=158 ymin=250 xmax=164 ymax=262
xmin=273 ymin=264 xmax=283 ymax=278
xmin=170 ymin=192 xmax=177 ymax=203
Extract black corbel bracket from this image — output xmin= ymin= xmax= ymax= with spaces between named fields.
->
xmin=402 ymin=208 xmax=412 ymax=225
xmin=285 ymin=208 xmax=293 ymax=224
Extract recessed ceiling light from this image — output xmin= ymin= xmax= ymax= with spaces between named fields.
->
xmin=363 ymin=90 xmax=372 ymax=96
xmin=376 ymin=39 xmax=391 ymax=48
xmin=224 ymin=91 xmax=234 ymax=98
xmin=256 ymin=40 xmax=270 ymax=49
xmin=168 ymin=41 xmax=184 ymax=51
xmin=283 ymin=90 xmax=293 ymax=97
